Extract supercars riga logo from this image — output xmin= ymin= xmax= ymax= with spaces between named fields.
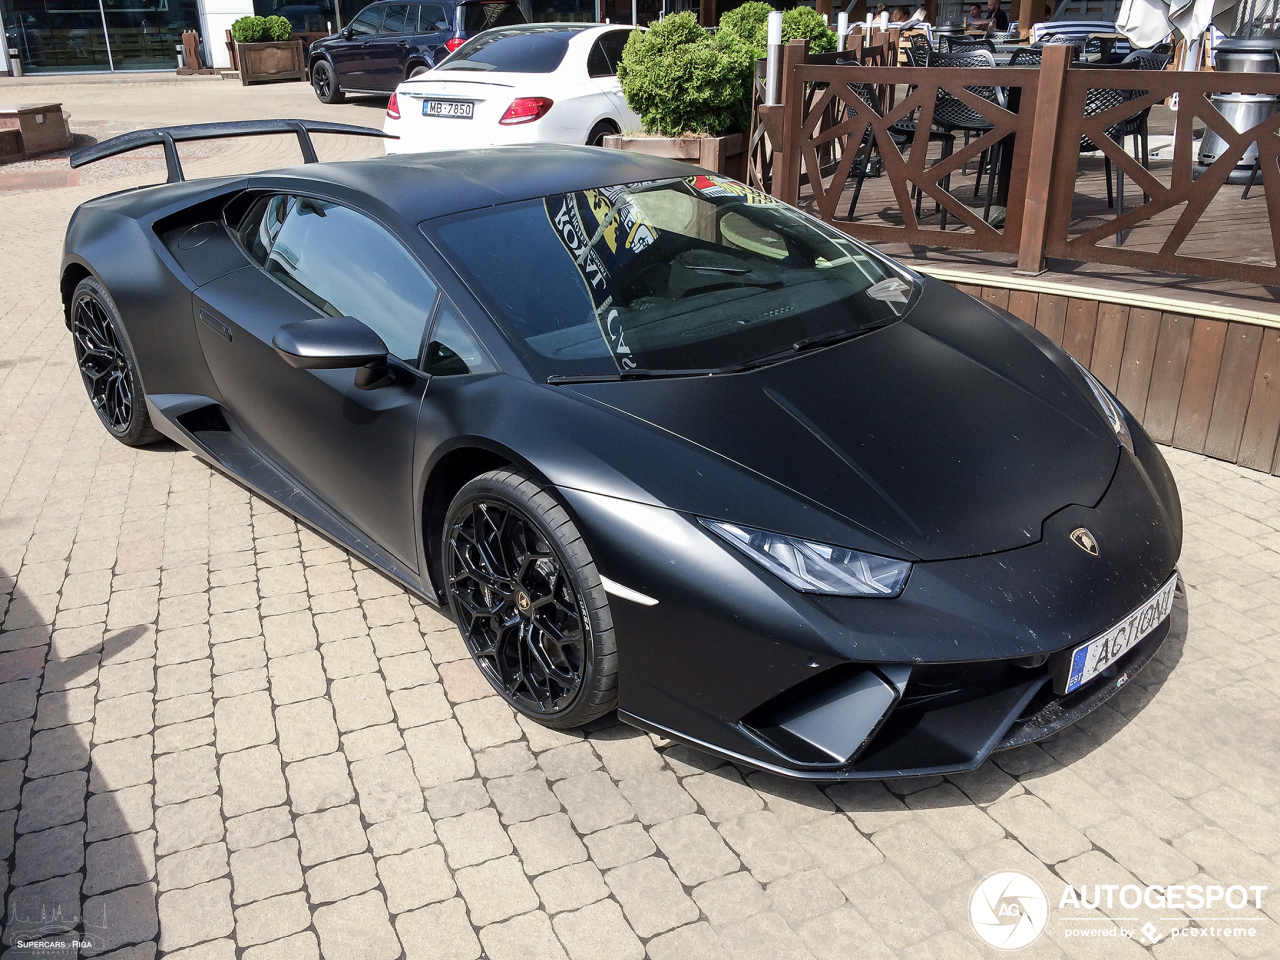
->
xmin=970 ymin=871 xmax=1049 ymax=950
xmin=1070 ymin=527 xmax=1100 ymax=556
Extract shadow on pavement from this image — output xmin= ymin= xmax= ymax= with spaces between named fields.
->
xmin=1 ymin=569 xmax=158 ymax=959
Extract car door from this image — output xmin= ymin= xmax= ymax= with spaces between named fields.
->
xmin=365 ymin=2 xmax=411 ymax=88
xmin=588 ymin=29 xmax=638 ymax=127
xmin=415 ymin=2 xmax=450 ymax=66
xmin=192 ymin=194 xmax=439 ymax=566
xmin=331 ymin=4 xmax=384 ymax=88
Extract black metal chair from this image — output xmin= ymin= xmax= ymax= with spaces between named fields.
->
xmin=1073 ymin=60 xmax=1144 ymax=240
xmin=940 ymin=35 xmax=996 ymax=55
xmin=926 ymin=48 xmax=1006 ymax=225
xmin=1008 ymin=47 xmax=1043 ymax=66
xmin=907 ymin=33 xmax=934 ymax=63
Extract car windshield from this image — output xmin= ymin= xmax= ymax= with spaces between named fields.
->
xmin=436 ymin=25 xmax=579 ymax=72
xmin=426 ymin=176 xmax=917 ymax=380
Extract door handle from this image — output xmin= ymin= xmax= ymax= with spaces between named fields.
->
xmin=199 ymin=309 xmax=232 ymax=342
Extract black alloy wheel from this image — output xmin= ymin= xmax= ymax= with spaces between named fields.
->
xmin=71 ymin=278 xmax=160 ymax=446
xmin=312 ymin=60 xmax=345 ymax=103
xmin=586 ymin=120 xmax=617 ymax=147
xmin=445 ymin=469 xmax=618 ymax=727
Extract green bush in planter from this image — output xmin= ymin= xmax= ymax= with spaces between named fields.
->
xmin=231 ymin=15 xmax=268 ymax=43
xmin=265 ymin=15 xmax=295 ymax=41
xmin=617 ymin=12 xmax=755 ymax=137
xmin=719 ymin=2 xmax=837 ymax=55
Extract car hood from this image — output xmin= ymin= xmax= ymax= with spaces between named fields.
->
xmin=564 ymin=279 xmax=1120 ymax=563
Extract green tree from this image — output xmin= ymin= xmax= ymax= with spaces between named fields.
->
xmin=617 ymin=13 xmax=756 ymax=136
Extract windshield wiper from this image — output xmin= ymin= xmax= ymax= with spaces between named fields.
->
xmin=546 ymin=367 xmax=719 ymax=385
xmin=716 ymin=327 xmax=883 ymax=374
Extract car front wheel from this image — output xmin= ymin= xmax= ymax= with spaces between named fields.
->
xmin=444 ymin=468 xmax=618 ymax=728
xmin=312 ymin=60 xmax=345 ymax=103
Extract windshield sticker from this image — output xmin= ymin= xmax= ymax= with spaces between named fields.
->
xmin=686 ymin=175 xmax=775 ymax=205
xmin=865 ymin=277 xmax=912 ymax=306
xmin=544 ymin=188 xmax=658 ymax=370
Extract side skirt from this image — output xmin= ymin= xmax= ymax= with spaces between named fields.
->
xmin=147 ymin=393 xmax=444 ymax=609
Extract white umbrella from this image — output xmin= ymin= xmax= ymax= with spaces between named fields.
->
xmin=1118 ymin=0 xmax=1237 ymax=46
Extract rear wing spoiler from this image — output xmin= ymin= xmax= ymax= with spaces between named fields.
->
xmin=69 ymin=119 xmax=395 ymax=185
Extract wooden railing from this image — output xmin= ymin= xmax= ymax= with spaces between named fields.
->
xmin=752 ymin=42 xmax=1280 ymax=286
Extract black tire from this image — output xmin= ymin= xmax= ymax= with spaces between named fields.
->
xmin=586 ymin=120 xmax=618 ymax=147
xmin=70 ymin=277 xmax=162 ymax=447
xmin=409 ymin=63 xmax=430 ymax=77
xmin=312 ymin=59 xmax=345 ymax=103
xmin=444 ymin=468 xmax=618 ymax=728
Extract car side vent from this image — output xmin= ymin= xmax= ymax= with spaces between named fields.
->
xmin=177 ymin=404 xmax=230 ymax=434
xmin=741 ymin=664 xmax=910 ymax=767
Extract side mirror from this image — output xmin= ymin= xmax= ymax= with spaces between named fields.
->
xmin=273 ymin=315 xmax=391 ymax=390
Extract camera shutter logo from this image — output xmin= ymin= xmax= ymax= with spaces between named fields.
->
xmin=970 ymin=870 xmax=1049 ymax=950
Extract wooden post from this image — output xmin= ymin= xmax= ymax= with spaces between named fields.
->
xmin=1013 ymin=0 xmax=1045 ymax=39
xmin=700 ymin=0 xmax=715 ymax=28
xmin=1016 ymin=43 xmax=1070 ymax=275
xmin=816 ymin=0 xmax=834 ymax=23
xmin=772 ymin=39 xmax=809 ymax=206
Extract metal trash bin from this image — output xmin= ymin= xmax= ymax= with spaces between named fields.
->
xmin=1196 ymin=37 xmax=1280 ymax=183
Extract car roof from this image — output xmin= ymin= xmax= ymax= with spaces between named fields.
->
xmin=254 ymin=145 xmax=702 ymax=224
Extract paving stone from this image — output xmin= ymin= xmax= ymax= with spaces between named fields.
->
xmin=986 ymin=792 xmax=1092 ymax=864
xmin=285 ymin=752 xmax=354 ymax=814
xmin=305 ymin=851 xmax=379 ymax=903
xmin=17 ymin=770 xmax=87 ymax=832
xmin=797 ymin=905 xmax=896 ymax=960
xmin=646 ymin=921 xmax=725 ymax=960
xmin=274 ymin=698 xmax=339 ymax=762
xmin=534 ymin=861 xmax=609 ymax=915
xmin=157 ymin=878 xmax=234 ymax=952
xmin=89 ymin=735 xmax=152 ymax=793
xmin=390 ymin=684 xmax=453 ymax=729
xmin=537 ymin=742 xmax=601 ymax=782
xmin=902 ymin=782 xmax=1007 ymax=851
xmin=475 ymin=741 xmax=536 ymax=780
xmin=350 ymin=750 xmax=423 ymax=823
xmin=834 ymin=862 xmax=946 ymax=949
xmin=478 ymin=911 xmax=568 ymax=960
xmin=1086 ymin=814 xmax=1200 ymax=885
xmin=4 ymin=873 xmax=83 ymax=937
xmin=269 ymin=651 xmax=327 ymax=706
xmin=509 ymin=813 xmax=588 ymax=875
xmin=403 ymin=720 xmax=475 ymax=789
xmin=718 ymin=810 xmax=814 ymax=884
xmin=314 ymin=608 xmax=368 ymax=646
xmin=90 ymin=692 xmax=154 ymax=743
xmin=262 ymin=612 xmax=317 ymax=658
xmin=242 ymin=931 xmax=318 ymax=960
xmin=341 ymin=723 xmax=404 ymax=762
xmin=156 ymin=626 xmax=212 ymax=668
xmin=87 ymin=783 xmax=154 ymax=842
xmin=319 ymin=636 xmax=380 ymax=680
xmin=85 ymin=829 xmax=157 ymax=895
xmin=684 ymin=768 xmax=765 ymax=824
xmin=553 ymin=898 xmax=644 ymax=960
xmin=825 ymin=781 xmax=913 ymax=833
xmin=229 ymin=837 xmax=303 ymax=905
xmin=156 ymin=796 xmax=224 ymax=856
xmin=43 ymin=652 xmax=101 ymax=691
xmin=649 ymin=814 xmax=738 ymax=884
xmin=12 ymin=822 xmax=86 ymax=885
xmin=313 ymin=890 xmax=402 ymax=960
xmin=789 ymin=814 xmax=884 ymax=880
xmin=426 ymin=778 xmax=491 ymax=820
xmin=437 ymin=807 xmax=514 ymax=868
xmin=0 ymin=756 xmax=23 ymax=810
xmin=295 ymin=803 xmax=369 ymax=866
xmin=397 ymin=898 xmax=481 ymax=960
xmin=766 ymin=869 xmax=846 ymax=926
xmin=583 ymin=821 xmax=656 ymax=871
xmin=158 ymin=842 xmax=230 ymax=892
xmin=330 ymin=673 xmax=394 ymax=732
xmin=692 ymin=870 xmax=770 ymax=928
xmin=96 ymin=660 xmax=154 ymax=700
xmin=870 ymin=820 xmax=975 ymax=895
xmin=717 ymin=910 xmax=817 ymax=960
xmin=606 ymin=856 xmax=699 ymax=937
xmin=0 ymin=717 xmax=34 ymax=762
xmin=154 ymin=745 xmax=219 ymax=806
xmin=213 ymin=691 xmax=274 ymax=754
xmin=153 ymin=716 xmax=215 ymax=755
xmin=227 ymin=806 xmax=294 ymax=853
xmin=82 ymin=882 xmax=160 ymax=956
xmin=233 ymin=891 xmax=312 ymax=948
xmin=589 ymin=728 xmax=664 ymax=781
xmin=554 ymin=772 xmax=634 ymax=834
xmin=454 ymin=696 xmax=522 ymax=750
xmin=213 ymin=665 xmax=269 ymax=699
xmin=155 ymin=692 xmax=213 ymax=727
xmin=380 ymin=651 xmax=438 ymax=691
xmin=219 ymin=745 xmax=287 ymax=818
xmin=34 ymin=686 xmax=95 ymax=729
xmin=378 ymin=843 xmax=457 ymax=914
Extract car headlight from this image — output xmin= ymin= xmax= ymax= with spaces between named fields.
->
xmin=1069 ymin=357 xmax=1134 ymax=455
xmin=700 ymin=519 xmax=911 ymax=597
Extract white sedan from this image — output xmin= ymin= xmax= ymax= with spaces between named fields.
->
xmin=383 ymin=23 xmax=641 ymax=153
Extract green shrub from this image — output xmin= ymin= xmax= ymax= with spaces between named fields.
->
xmin=264 ymin=15 xmax=294 ymax=40
xmin=231 ymin=15 xmax=267 ymax=43
xmin=617 ymin=12 xmax=755 ymax=136
xmin=718 ymin=2 xmax=837 ymax=56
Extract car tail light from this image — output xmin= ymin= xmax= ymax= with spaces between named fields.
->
xmin=499 ymin=97 xmax=553 ymax=125
xmin=386 ymin=92 xmax=401 ymax=120
xmin=445 ymin=36 xmax=465 ymax=52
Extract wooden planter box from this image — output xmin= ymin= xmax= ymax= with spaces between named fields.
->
xmin=602 ymin=133 xmax=747 ymax=179
xmin=237 ymin=39 xmax=305 ymax=85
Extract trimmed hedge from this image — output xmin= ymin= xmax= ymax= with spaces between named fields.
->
xmin=719 ymin=1 xmax=837 ymax=55
xmin=231 ymin=14 xmax=294 ymax=43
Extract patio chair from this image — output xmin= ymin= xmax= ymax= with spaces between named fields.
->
xmin=987 ymin=25 xmax=1021 ymax=41
xmin=925 ymin=49 xmax=1006 ymax=225
xmin=907 ymin=33 xmax=934 ymax=63
xmin=1074 ymin=61 xmax=1145 ymax=239
xmin=940 ymin=35 xmax=996 ymax=55
xmin=1008 ymin=47 xmax=1043 ymax=66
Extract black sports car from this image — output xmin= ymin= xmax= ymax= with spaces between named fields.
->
xmin=64 ymin=121 xmax=1181 ymax=779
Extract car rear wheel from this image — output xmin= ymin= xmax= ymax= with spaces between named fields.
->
xmin=409 ymin=63 xmax=429 ymax=77
xmin=312 ymin=60 xmax=345 ymax=103
xmin=586 ymin=120 xmax=617 ymax=147
xmin=444 ymin=468 xmax=618 ymax=728
xmin=71 ymin=277 xmax=162 ymax=447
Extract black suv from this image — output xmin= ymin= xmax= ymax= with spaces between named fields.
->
xmin=308 ymin=0 xmax=526 ymax=102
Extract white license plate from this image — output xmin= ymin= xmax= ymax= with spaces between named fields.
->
xmin=1064 ymin=573 xmax=1178 ymax=694
xmin=424 ymin=100 xmax=474 ymax=119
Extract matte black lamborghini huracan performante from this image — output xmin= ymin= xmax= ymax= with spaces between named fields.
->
xmin=63 ymin=121 xmax=1182 ymax=779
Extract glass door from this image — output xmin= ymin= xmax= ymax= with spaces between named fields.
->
xmin=102 ymin=0 xmax=195 ymax=70
xmin=2 ymin=0 xmax=113 ymax=72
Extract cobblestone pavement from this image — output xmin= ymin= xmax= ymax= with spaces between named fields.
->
xmin=1 ymin=76 xmax=1279 ymax=960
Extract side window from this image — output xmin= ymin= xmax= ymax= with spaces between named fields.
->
xmin=419 ymin=3 xmax=448 ymax=30
xmin=587 ymin=39 xmax=610 ymax=77
xmin=242 ymin=194 xmax=295 ymax=266
xmin=349 ymin=5 xmax=383 ymax=36
xmin=380 ymin=4 xmax=410 ymax=33
xmin=424 ymin=298 xmax=494 ymax=375
xmin=261 ymin=196 xmax=439 ymax=363
xmin=600 ymin=30 xmax=629 ymax=72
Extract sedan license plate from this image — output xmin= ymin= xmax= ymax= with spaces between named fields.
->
xmin=424 ymin=99 xmax=474 ymax=119
xmin=1064 ymin=573 xmax=1178 ymax=693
